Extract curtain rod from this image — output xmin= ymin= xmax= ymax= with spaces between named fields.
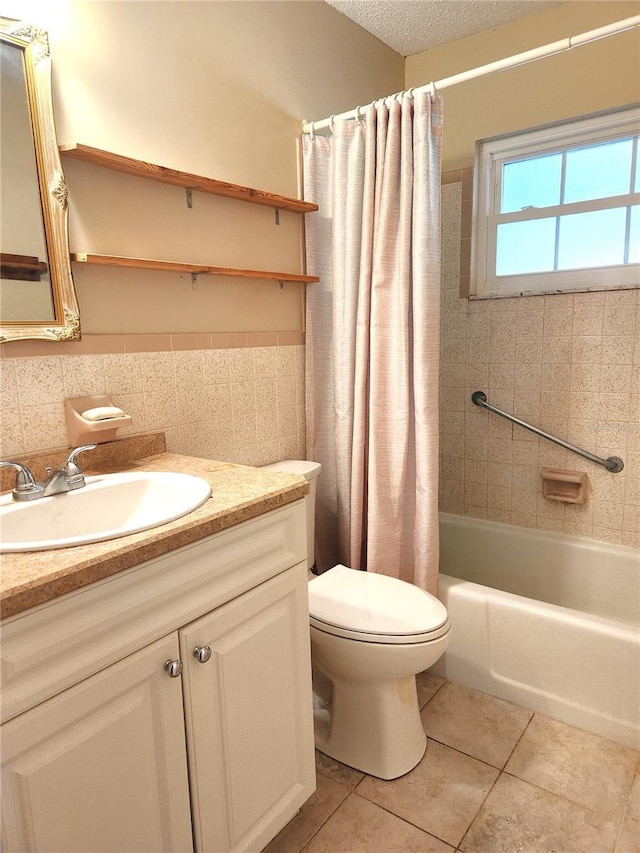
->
xmin=302 ymin=15 xmax=640 ymax=135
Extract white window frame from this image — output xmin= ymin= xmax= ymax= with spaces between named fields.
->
xmin=471 ymin=104 xmax=640 ymax=299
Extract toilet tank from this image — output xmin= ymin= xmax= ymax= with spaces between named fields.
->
xmin=261 ymin=460 xmax=321 ymax=569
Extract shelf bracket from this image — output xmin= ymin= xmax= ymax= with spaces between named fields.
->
xmin=274 ymin=208 xmax=280 ymax=226
xmin=186 ymin=188 xmax=193 ymax=209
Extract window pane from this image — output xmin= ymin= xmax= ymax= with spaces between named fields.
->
xmin=635 ymin=142 xmax=640 ymax=193
xmin=496 ymin=218 xmax=556 ymax=276
xmin=629 ymin=205 xmax=640 ymax=264
xmin=557 ymin=208 xmax=626 ymax=270
xmin=564 ymin=138 xmax=633 ymax=203
xmin=501 ymin=154 xmax=562 ymax=213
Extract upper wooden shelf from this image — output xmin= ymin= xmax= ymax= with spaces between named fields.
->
xmin=71 ymin=253 xmax=319 ymax=284
xmin=60 ymin=144 xmax=318 ymax=215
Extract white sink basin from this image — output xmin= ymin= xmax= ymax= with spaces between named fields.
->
xmin=0 ymin=471 xmax=212 ymax=552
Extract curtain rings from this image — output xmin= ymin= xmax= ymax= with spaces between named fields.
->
xmin=329 ymin=114 xmax=335 ymax=133
xmin=429 ymin=81 xmax=437 ymax=97
xmin=309 ymin=121 xmax=315 ymax=141
xmin=355 ymin=105 xmax=364 ymax=124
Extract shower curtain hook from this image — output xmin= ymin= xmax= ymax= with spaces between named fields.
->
xmin=309 ymin=121 xmax=315 ymax=140
xmin=429 ymin=81 xmax=437 ymax=97
xmin=329 ymin=114 xmax=335 ymax=133
xmin=407 ymin=87 xmax=416 ymax=99
xmin=355 ymin=105 xmax=364 ymax=124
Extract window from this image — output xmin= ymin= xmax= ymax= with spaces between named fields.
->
xmin=471 ymin=105 xmax=640 ymax=298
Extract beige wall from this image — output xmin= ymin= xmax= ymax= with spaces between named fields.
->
xmin=406 ymin=1 xmax=640 ymax=171
xmin=39 ymin=0 xmax=403 ymax=335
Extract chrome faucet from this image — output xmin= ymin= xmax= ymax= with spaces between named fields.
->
xmin=1 ymin=445 xmax=97 ymax=501
xmin=0 ymin=461 xmax=45 ymax=501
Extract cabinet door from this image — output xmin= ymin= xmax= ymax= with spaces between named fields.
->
xmin=1 ymin=634 xmax=193 ymax=853
xmin=180 ymin=564 xmax=315 ymax=853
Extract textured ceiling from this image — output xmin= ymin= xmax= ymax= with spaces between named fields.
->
xmin=324 ymin=0 xmax=565 ymax=57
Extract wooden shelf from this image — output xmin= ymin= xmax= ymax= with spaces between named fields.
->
xmin=71 ymin=253 xmax=319 ymax=284
xmin=60 ymin=144 xmax=318 ymax=214
xmin=1 ymin=252 xmax=48 ymax=281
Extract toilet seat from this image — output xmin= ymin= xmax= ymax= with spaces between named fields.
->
xmin=308 ymin=564 xmax=450 ymax=645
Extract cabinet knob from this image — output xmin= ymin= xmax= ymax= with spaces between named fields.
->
xmin=164 ymin=659 xmax=183 ymax=677
xmin=193 ymin=645 xmax=212 ymax=664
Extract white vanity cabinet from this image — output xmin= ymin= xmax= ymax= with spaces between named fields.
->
xmin=1 ymin=633 xmax=194 ymax=851
xmin=181 ymin=566 xmax=313 ymax=851
xmin=1 ymin=500 xmax=315 ymax=853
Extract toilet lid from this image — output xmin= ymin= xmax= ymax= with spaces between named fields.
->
xmin=308 ymin=564 xmax=449 ymax=644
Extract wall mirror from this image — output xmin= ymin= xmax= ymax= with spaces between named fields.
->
xmin=0 ymin=19 xmax=80 ymax=342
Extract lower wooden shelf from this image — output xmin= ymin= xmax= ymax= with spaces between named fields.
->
xmin=70 ymin=253 xmax=319 ymax=284
xmin=1 ymin=252 xmax=49 ymax=282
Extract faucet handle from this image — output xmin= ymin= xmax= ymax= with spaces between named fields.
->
xmin=66 ymin=444 xmax=98 ymax=469
xmin=64 ymin=444 xmax=97 ymax=486
xmin=0 ymin=460 xmax=45 ymax=501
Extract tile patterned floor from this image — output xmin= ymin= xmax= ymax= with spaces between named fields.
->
xmin=264 ymin=674 xmax=640 ymax=853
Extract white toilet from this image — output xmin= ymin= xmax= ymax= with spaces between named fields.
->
xmin=262 ymin=459 xmax=451 ymax=780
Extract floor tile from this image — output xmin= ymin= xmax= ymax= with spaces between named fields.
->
xmin=356 ymin=738 xmax=499 ymax=847
xmin=262 ymin=772 xmax=349 ymax=853
xmin=416 ymin=669 xmax=446 ymax=709
xmin=505 ymin=714 xmax=640 ymax=819
xmin=461 ymin=773 xmax=619 ymax=853
xmin=615 ymin=771 xmax=640 ymax=852
xmin=420 ymin=680 xmax=532 ymax=768
xmin=272 ymin=678 xmax=637 ymax=853
xmin=315 ymin=749 xmax=365 ymax=790
xmin=305 ymin=793 xmax=454 ymax=853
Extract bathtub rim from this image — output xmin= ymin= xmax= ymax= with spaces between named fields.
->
xmin=439 ymin=511 xmax=640 ymax=562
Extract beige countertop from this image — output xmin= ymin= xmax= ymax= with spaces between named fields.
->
xmin=0 ymin=451 xmax=308 ymax=620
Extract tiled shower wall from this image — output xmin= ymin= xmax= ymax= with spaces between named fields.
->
xmin=0 ymin=344 xmax=305 ymax=468
xmin=440 ymin=178 xmax=640 ymax=549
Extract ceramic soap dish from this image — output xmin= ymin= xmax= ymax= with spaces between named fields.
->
xmin=65 ymin=395 xmax=132 ymax=446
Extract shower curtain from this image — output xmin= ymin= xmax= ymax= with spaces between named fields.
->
xmin=303 ymin=92 xmax=443 ymax=595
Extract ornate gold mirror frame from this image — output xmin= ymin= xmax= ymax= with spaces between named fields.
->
xmin=0 ymin=22 xmax=80 ymax=342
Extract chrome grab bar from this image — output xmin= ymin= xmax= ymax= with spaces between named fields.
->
xmin=471 ymin=391 xmax=624 ymax=473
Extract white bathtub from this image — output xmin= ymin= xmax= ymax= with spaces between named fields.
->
xmin=434 ymin=513 xmax=640 ymax=750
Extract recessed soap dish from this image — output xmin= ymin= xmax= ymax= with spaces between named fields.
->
xmin=541 ymin=468 xmax=589 ymax=504
xmin=65 ymin=395 xmax=132 ymax=446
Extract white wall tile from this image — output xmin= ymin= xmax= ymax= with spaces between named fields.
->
xmin=15 ymin=357 xmax=64 ymax=407
xmin=62 ymin=355 xmax=106 ymax=397
xmin=0 ymin=407 xmax=24 ymax=457
xmin=104 ymin=354 xmax=143 ymax=395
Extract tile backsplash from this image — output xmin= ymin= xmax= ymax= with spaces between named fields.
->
xmin=440 ymin=179 xmax=640 ymax=549
xmin=0 ymin=345 xmax=305 ymax=468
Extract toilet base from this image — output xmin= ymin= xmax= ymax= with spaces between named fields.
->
xmin=312 ymin=673 xmax=427 ymax=780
